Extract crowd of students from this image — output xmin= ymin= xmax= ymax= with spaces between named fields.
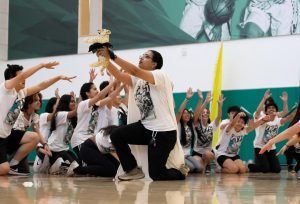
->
xmin=0 ymin=48 xmax=299 ymax=181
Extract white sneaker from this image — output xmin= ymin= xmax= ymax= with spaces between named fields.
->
xmin=49 ymin=157 xmax=64 ymax=175
xmin=66 ymin=161 xmax=79 ymax=176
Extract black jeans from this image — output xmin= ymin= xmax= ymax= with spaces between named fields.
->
xmin=110 ymin=121 xmax=185 ymax=181
xmin=78 ymin=139 xmax=119 ymax=177
xmin=248 ymin=148 xmax=281 ymax=173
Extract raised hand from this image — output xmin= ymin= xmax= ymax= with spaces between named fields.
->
xmin=42 ymin=61 xmax=59 ymax=69
xmin=263 ymin=89 xmax=271 ymax=100
xmin=60 ymin=75 xmax=77 ymax=82
xmin=205 ymin=91 xmax=212 ymax=103
xmin=280 ymin=91 xmax=288 ymax=102
xmin=197 ymin=89 xmax=203 ymax=100
xmin=186 ymin=87 xmax=194 ymax=100
xmin=89 ymin=68 xmax=98 ymax=82
xmin=218 ymin=94 xmax=225 ymax=106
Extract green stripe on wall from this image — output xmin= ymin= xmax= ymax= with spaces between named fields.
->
xmin=29 ymin=86 xmax=299 ymax=165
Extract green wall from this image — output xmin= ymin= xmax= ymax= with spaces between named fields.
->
xmin=29 ymin=86 xmax=299 ymax=165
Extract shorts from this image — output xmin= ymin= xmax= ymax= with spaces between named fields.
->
xmin=0 ymin=137 xmax=8 ymax=164
xmin=217 ymin=155 xmax=240 ymax=167
xmin=7 ymin=129 xmax=26 ymax=155
xmin=191 ymin=149 xmax=215 ymax=157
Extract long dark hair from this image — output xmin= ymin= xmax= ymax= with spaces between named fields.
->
xmin=179 ymin=109 xmax=195 ymax=147
xmin=45 ymin=97 xmax=57 ymax=113
xmin=21 ymin=93 xmax=42 ymax=113
xmin=50 ymin=94 xmax=77 ymax=132
xmin=149 ymin=50 xmax=163 ymax=70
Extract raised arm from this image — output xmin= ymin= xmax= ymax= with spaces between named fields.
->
xmin=194 ymin=91 xmax=211 ymax=125
xmin=26 ymin=75 xmax=76 ymax=96
xmin=215 ymin=94 xmax=225 ymax=127
xmin=99 ymin=84 xmax=125 ymax=108
xmin=176 ymin=88 xmax=193 ymax=123
xmin=46 ymin=88 xmax=60 ymax=122
xmin=5 ymin=62 xmax=59 ymax=90
xmin=245 ymin=114 xmax=270 ymax=133
xmin=277 ymin=91 xmax=288 ymax=117
xmin=254 ymin=89 xmax=271 ymax=119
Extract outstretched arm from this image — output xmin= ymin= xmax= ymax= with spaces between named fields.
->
xmin=277 ymin=91 xmax=288 ymax=118
xmin=259 ymin=122 xmax=300 ymax=154
xmin=215 ymin=94 xmax=225 ymax=127
xmin=5 ymin=61 xmax=59 ymax=90
xmin=98 ymin=48 xmax=156 ymax=85
xmin=26 ymin=75 xmax=76 ymax=96
xmin=176 ymin=88 xmax=193 ymax=123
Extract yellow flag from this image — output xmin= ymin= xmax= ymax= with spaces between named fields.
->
xmin=211 ymin=43 xmax=223 ymax=147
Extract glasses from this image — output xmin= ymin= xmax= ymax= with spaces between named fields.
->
xmin=139 ymin=54 xmax=152 ymax=60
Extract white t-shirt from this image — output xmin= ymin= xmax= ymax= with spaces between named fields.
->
xmin=48 ymin=111 xmax=70 ymax=152
xmin=216 ymin=125 xmax=247 ymax=157
xmin=132 ymin=70 xmax=176 ymax=131
xmin=13 ymin=111 xmax=39 ymax=131
xmin=39 ymin=113 xmax=51 ymax=141
xmin=94 ymin=105 xmax=113 ymax=133
xmin=216 ymin=119 xmax=230 ymax=147
xmin=254 ymin=112 xmax=282 ymax=150
xmin=193 ymin=121 xmax=217 ymax=154
xmin=110 ymin=106 xmax=119 ymax=126
xmin=71 ymin=99 xmax=93 ymax=148
xmin=0 ymin=83 xmax=26 ymax=138
xmin=95 ymin=129 xmax=114 ymax=154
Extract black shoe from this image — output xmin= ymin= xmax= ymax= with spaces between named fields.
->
xmin=205 ymin=164 xmax=211 ymax=174
xmin=9 ymin=164 xmax=30 ymax=176
xmin=288 ymin=165 xmax=294 ymax=172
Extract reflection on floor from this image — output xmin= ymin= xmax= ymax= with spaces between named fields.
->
xmin=0 ymin=171 xmax=299 ymax=204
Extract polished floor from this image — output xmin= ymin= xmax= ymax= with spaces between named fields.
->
xmin=1 ymin=171 xmax=300 ymax=204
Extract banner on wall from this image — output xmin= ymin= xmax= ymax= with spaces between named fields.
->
xmin=103 ymin=0 xmax=300 ymax=50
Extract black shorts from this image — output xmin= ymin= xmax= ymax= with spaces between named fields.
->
xmin=217 ymin=155 xmax=240 ymax=168
xmin=0 ymin=137 xmax=8 ymax=164
xmin=7 ymin=129 xmax=26 ymax=155
xmin=191 ymin=150 xmax=215 ymax=158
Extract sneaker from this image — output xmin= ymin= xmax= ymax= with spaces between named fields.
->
xmin=49 ymin=157 xmax=64 ymax=175
xmin=9 ymin=164 xmax=30 ymax=176
xmin=179 ymin=164 xmax=190 ymax=177
xmin=118 ymin=167 xmax=145 ymax=181
xmin=66 ymin=161 xmax=80 ymax=177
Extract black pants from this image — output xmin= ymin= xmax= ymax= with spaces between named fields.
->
xmin=248 ymin=148 xmax=281 ymax=173
xmin=110 ymin=121 xmax=185 ymax=181
xmin=49 ymin=150 xmax=77 ymax=165
xmin=284 ymin=146 xmax=300 ymax=172
xmin=78 ymin=139 xmax=119 ymax=177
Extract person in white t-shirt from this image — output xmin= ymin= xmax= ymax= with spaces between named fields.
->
xmin=47 ymin=94 xmax=78 ymax=176
xmin=216 ymin=105 xmax=241 ymax=149
xmin=176 ymin=88 xmax=201 ymax=173
xmin=79 ymin=125 xmax=120 ymax=177
xmin=8 ymin=93 xmax=51 ymax=175
xmin=98 ymin=48 xmax=187 ymax=181
xmin=248 ymin=91 xmax=293 ymax=173
xmin=0 ymin=62 xmax=75 ymax=176
xmin=193 ymin=91 xmax=224 ymax=173
xmin=70 ymin=80 xmax=122 ymax=165
xmin=33 ymin=90 xmax=60 ymax=173
xmin=216 ymin=111 xmax=268 ymax=174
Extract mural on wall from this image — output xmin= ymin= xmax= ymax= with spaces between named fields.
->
xmin=8 ymin=0 xmax=78 ymax=60
xmin=103 ymin=0 xmax=300 ymax=50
